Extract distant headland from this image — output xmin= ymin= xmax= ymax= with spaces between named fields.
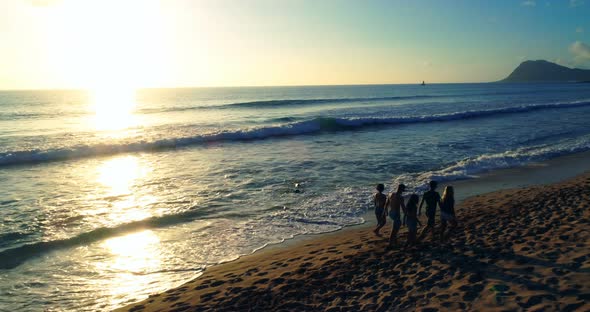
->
xmin=500 ymin=60 xmax=590 ymax=83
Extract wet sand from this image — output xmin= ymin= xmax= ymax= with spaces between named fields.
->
xmin=117 ymin=171 xmax=590 ymax=311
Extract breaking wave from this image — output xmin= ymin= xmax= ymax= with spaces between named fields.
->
xmin=1 ymin=99 xmax=589 ymax=166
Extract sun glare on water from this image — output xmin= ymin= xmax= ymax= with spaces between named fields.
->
xmin=92 ymin=155 xmax=156 ymax=222
xmin=90 ymin=87 xmax=138 ymax=131
xmin=97 ymin=155 xmax=146 ymax=196
xmin=97 ymin=230 xmax=163 ymax=304
xmin=89 ymin=157 xmax=164 ymax=305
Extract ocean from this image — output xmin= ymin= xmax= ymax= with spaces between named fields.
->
xmin=1 ymin=83 xmax=590 ymax=311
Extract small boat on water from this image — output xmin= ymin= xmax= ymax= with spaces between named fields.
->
xmin=421 ymin=81 xmax=426 ymax=86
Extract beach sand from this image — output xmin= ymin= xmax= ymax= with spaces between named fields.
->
xmin=117 ymin=172 xmax=590 ymax=311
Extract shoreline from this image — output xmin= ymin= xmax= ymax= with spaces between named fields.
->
xmin=272 ymin=150 xmax=590 ymax=253
xmin=116 ymin=151 xmax=590 ymax=311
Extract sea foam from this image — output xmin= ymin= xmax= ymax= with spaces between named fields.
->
xmin=2 ymin=135 xmax=589 ymax=271
xmin=1 ymin=99 xmax=589 ymax=166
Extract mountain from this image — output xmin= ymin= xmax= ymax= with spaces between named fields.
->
xmin=500 ymin=60 xmax=590 ymax=82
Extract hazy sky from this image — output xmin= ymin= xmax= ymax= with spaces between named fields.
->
xmin=1 ymin=0 xmax=589 ymax=89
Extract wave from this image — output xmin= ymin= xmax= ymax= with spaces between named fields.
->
xmin=2 ymin=100 xmax=590 ymax=167
xmin=0 ymin=207 xmax=223 ymax=270
xmin=218 ymin=95 xmax=436 ymax=109
xmin=141 ymin=87 xmax=583 ymax=113
xmin=392 ymin=135 xmax=590 ymax=193
xmin=0 ymin=196 xmax=357 ymax=270
xmin=142 ymin=95 xmax=438 ymax=113
xmin=3 ymin=135 xmax=589 ymax=270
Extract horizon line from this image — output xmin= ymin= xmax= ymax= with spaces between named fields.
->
xmin=0 ymin=81 xmax=500 ymax=92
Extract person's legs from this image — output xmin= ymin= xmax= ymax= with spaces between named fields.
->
xmin=447 ymin=217 xmax=458 ymax=239
xmin=427 ymin=212 xmax=436 ymax=241
xmin=440 ymin=219 xmax=447 ymax=242
xmin=375 ymin=218 xmax=386 ymax=235
xmin=374 ymin=209 xmax=385 ymax=235
xmin=389 ymin=227 xmax=398 ymax=246
xmin=419 ymin=213 xmax=435 ymax=241
xmin=389 ymin=217 xmax=401 ymax=246
xmin=418 ymin=225 xmax=430 ymax=241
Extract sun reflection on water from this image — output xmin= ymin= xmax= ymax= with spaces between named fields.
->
xmin=97 ymin=155 xmax=146 ymax=195
xmin=93 ymin=155 xmax=156 ymax=223
xmin=97 ymin=230 xmax=163 ymax=303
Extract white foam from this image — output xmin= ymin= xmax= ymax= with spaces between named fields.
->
xmin=392 ymin=135 xmax=590 ymax=192
xmin=2 ymin=99 xmax=589 ymax=166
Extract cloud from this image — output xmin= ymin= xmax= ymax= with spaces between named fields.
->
xmin=521 ymin=0 xmax=536 ymax=6
xmin=569 ymin=41 xmax=590 ymax=63
xmin=577 ymin=27 xmax=585 ymax=33
xmin=569 ymin=0 xmax=584 ymax=7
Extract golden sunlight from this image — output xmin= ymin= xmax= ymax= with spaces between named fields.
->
xmin=103 ymin=230 xmax=160 ymax=270
xmin=47 ymin=0 xmax=168 ymax=93
xmin=46 ymin=0 xmax=168 ymax=129
xmin=97 ymin=230 xmax=162 ymax=300
xmin=42 ymin=0 xmax=167 ymax=131
xmin=97 ymin=155 xmax=146 ymax=195
xmin=92 ymin=155 xmax=156 ymax=223
xmin=90 ymin=87 xmax=137 ymax=131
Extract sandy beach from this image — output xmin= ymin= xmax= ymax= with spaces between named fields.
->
xmin=116 ymin=170 xmax=590 ymax=311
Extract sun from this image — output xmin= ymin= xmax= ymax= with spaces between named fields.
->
xmin=44 ymin=0 xmax=167 ymax=129
xmin=48 ymin=0 xmax=166 ymax=86
xmin=90 ymin=87 xmax=138 ymax=131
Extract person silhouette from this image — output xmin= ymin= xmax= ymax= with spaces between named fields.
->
xmin=405 ymin=194 xmax=420 ymax=247
xmin=387 ymin=184 xmax=406 ymax=247
xmin=373 ymin=184 xmax=387 ymax=236
xmin=419 ymin=181 xmax=441 ymax=241
xmin=440 ymin=186 xmax=457 ymax=241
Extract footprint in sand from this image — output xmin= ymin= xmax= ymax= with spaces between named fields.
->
xmin=199 ymin=290 xmax=221 ymax=302
xmin=171 ymin=301 xmax=189 ymax=309
xmin=209 ymin=280 xmax=225 ymax=287
xmin=227 ymin=286 xmax=243 ymax=294
xmin=129 ymin=304 xmax=145 ymax=312
xmin=162 ymin=295 xmax=180 ymax=302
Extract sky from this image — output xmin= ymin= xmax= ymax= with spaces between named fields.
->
xmin=0 ymin=0 xmax=589 ymax=90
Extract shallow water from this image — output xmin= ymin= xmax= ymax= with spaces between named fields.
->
xmin=1 ymin=83 xmax=590 ymax=311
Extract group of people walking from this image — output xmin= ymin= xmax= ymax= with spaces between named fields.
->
xmin=373 ymin=181 xmax=457 ymax=248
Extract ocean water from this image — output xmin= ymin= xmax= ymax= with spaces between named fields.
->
xmin=1 ymin=83 xmax=590 ymax=311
